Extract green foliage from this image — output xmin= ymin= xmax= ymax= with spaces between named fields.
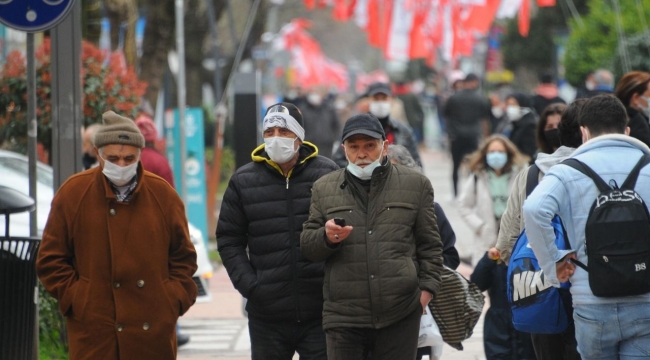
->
xmin=564 ymin=0 xmax=650 ymax=86
xmin=220 ymin=146 xmax=236 ymax=183
xmin=208 ymin=249 xmax=222 ymax=264
xmin=502 ymin=9 xmax=562 ymax=74
xmin=38 ymin=283 xmax=68 ymax=358
xmin=0 ymin=39 xmax=146 ymax=158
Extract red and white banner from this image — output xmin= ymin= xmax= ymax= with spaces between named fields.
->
xmin=274 ymin=19 xmax=350 ymax=91
xmin=303 ymin=0 xmax=554 ymax=65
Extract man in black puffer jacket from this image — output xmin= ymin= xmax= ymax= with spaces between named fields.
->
xmin=216 ymin=103 xmax=338 ymax=360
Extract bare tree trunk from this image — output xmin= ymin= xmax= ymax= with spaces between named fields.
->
xmin=185 ymin=0 xmax=208 ymax=107
xmin=139 ymin=0 xmax=175 ymax=109
xmin=82 ymin=0 xmax=102 ymax=45
xmin=124 ymin=0 xmax=139 ymax=67
xmin=105 ymin=0 xmax=139 ymax=66
xmin=140 ymin=0 xmax=229 ymax=110
xmin=105 ymin=0 xmax=128 ymax=50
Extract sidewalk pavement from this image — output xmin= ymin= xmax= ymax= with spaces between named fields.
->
xmin=179 ymin=147 xmax=487 ymax=360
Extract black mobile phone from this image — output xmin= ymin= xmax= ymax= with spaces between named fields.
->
xmin=333 ymin=217 xmax=346 ymax=227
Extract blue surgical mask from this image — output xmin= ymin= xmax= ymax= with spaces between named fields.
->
xmin=486 ymin=151 xmax=508 ymax=170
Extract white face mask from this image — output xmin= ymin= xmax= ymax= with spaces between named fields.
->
xmin=585 ymin=81 xmax=595 ymax=91
xmin=286 ymin=90 xmax=298 ymax=100
xmin=264 ymin=136 xmax=298 ymax=164
xmin=346 ymin=157 xmax=383 ymax=180
xmin=345 ymin=141 xmax=385 ymax=180
xmin=101 ymin=157 xmax=139 ymax=186
xmin=506 ymin=105 xmax=522 ymax=121
xmin=307 ymin=93 xmax=322 ymax=106
xmin=491 ymin=106 xmax=504 ymax=118
xmin=369 ymin=101 xmax=391 ymax=119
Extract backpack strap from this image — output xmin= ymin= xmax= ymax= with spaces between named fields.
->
xmin=621 ymin=153 xmax=650 ymax=190
xmin=561 ymin=158 xmax=611 ymax=192
xmin=557 ymin=216 xmax=587 ymax=271
xmin=525 ymin=165 xmax=541 ymax=198
xmin=571 ymin=258 xmax=589 ymax=272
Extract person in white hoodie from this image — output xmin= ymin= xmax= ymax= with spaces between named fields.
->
xmin=490 ymin=99 xmax=586 ymax=360
xmin=523 ymin=95 xmax=650 ymax=359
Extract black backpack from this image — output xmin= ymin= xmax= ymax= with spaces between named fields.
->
xmin=563 ymin=154 xmax=650 ymax=297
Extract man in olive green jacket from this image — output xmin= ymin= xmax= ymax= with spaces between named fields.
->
xmin=300 ymin=114 xmax=443 ymax=359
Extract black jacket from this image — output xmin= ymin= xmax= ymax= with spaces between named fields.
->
xmin=471 ymin=253 xmax=537 ymax=360
xmin=332 ymin=117 xmax=422 ymax=168
xmin=435 ymin=203 xmax=460 ymax=270
xmin=627 ymin=107 xmax=650 ymax=147
xmin=216 ymin=142 xmax=339 ymax=322
xmin=509 ymin=111 xmax=538 ymax=160
xmin=531 ymin=94 xmax=565 ymax=117
xmin=298 ymin=101 xmax=341 ymax=159
xmin=443 ymin=88 xmax=491 ymax=139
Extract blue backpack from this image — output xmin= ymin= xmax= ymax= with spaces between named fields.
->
xmin=506 ymin=165 xmax=572 ymax=334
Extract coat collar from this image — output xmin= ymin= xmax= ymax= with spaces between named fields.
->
xmin=95 ymin=162 xmax=146 ymax=200
xmin=575 ymin=133 xmax=650 ymax=156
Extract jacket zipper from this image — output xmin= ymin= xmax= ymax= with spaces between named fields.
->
xmin=286 ymin=175 xmax=301 ymax=322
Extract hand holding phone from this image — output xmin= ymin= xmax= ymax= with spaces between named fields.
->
xmin=327 ymin=217 xmax=352 ymax=244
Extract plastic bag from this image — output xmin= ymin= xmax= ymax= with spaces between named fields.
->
xmin=418 ymin=306 xmax=443 ymax=348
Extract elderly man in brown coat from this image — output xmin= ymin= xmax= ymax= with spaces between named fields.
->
xmin=36 ymin=111 xmax=198 ymax=360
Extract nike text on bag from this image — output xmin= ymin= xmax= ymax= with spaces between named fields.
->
xmin=507 ymin=165 xmax=572 ymax=334
xmin=563 ymin=154 xmax=650 ymax=297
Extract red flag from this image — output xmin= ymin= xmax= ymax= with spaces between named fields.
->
xmin=275 ymin=19 xmax=349 ymax=92
xmin=304 ymin=0 xmax=316 ymax=10
xmin=367 ymin=0 xmax=393 ymax=50
xmin=452 ymin=5 xmax=475 ymax=58
xmin=408 ymin=0 xmax=431 ymax=59
xmin=537 ymin=0 xmax=555 ymax=7
xmin=333 ymin=0 xmax=357 ymax=21
xmin=464 ymin=0 xmax=502 ymax=35
xmin=518 ymin=0 xmax=530 ymax=37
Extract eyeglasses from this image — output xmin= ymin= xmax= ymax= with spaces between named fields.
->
xmin=267 ymin=105 xmax=290 ymax=115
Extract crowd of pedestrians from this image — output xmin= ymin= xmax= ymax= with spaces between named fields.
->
xmin=34 ymin=68 xmax=650 ymax=360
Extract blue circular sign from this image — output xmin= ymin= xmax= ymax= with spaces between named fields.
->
xmin=0 ymin=0 xmax=75 ymax=32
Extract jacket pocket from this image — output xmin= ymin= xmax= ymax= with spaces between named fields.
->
xmin=404 ymin=257 xmax=418 ymax=287
xmin=381 ymin=202 xmax=417 ymax=226
xmin=326 ymin=205 xmax=355 ymax=221
xmin=163 ymin=279 xmax=180 ymax=317
xmin=71 ymin=276 xmax=90 ymax=321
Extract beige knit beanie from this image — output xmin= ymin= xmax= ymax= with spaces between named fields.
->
xmin=94 ymin=111 xmax=145 ymax=149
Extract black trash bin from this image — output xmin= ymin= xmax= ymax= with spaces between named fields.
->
xmin=0 ymin=185 xmax=40 ymax=360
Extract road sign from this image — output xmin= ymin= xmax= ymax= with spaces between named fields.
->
xmin=0 ymin=0 xmax=75 ymax=32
